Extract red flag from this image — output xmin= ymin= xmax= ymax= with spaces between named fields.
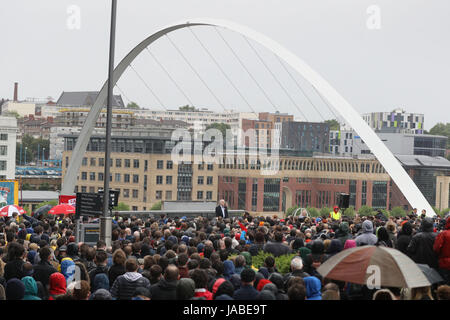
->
xmin=238 ymin=221 xmax=247 ymax=232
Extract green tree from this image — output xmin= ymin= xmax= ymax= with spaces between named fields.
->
xmin=179 ymin=105 xmax=198 ymax=112
xmin=324 ymin=119 xmax=340 ymax=130
xmin=113 ymin=202 xmax=130 ymax=211
xmin=16 ymin=134 xmax=50 ymax=165
xmin=286 ymin=206 xmax=299 ymax=216
xmin=429 ymin=122 xmax=450 ymax=148
xmin=38 ymin=182 xmax=51 ymax=191
xmin=205 ymin=123 xmax=232 ymax=139
xmin=36 ymin=200 xmax=58 ymax=209
xmin=21 ymin=183 xmax=33 ymax=190
xmin=150 ymin=201 xmax=162 ymax=210
xmin=126 ymin=102 xmax=140 ymax=109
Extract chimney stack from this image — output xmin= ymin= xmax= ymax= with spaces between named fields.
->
xmin=13 ymin=82 xmax=18 ymax=101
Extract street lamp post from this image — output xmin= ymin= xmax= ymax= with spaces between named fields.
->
xmin=24 ymin=147 xmax=27 ymax=165
xmin=100 ymin=0 xmax=117 ymax=247
xmin=42 ymin=147 xmax=45 ymax=165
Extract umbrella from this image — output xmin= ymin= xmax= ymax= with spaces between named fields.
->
xmin=417 ymin=264 xmax=444 ymax=284
xmin=48 ymin=204 xmax=76 ymax=216
xmin=0 ymin=205 xmax=26 ymax=217
xmin=34 ymin=204 xmax=52 ymax=217
xmin=317 ymin=245 xmax=430 ymax=288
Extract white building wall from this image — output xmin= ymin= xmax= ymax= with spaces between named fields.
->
xmin=0 ymin=117 xmax=17 ymax=179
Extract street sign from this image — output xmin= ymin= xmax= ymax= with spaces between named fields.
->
xmin=75 ymin=193 xmax=103 ymax=218
xmin=98 ymin=189 xmax=120 ymax=209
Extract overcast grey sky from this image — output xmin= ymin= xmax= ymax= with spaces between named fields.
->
xmin=1 ymin=0 xmax=449 ymax=129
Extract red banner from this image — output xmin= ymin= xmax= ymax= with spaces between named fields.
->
xmin=59 ymin=195 xmax=76 ymax=207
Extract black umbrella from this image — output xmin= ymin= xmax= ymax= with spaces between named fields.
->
xmin=417 ymin=264 xmax=444 ymax=284
xmin=34 ymin=204 xmax=52 ymax=217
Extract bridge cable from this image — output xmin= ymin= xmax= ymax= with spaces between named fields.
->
xmin=242 ymin=36 xmax=309 ymax=122
xmin=144 ymin=47 xmax=195 ymax=107
xmin=273 ymin=55 xmax=327 ymax=122
xmin=129 ymin=64 xmax=167 ymax=110
xmin=114 ymin=84 xmax=133 ymax=106
xmin=188 ymin=27 xmax=257 ymax=114
xmin=311 ymin=85 xmax=344 ymax=125
xmin=214 ymin=27 xmax=279 ymax=113
xmin=165 ymin=34 xmax=227 ymax=111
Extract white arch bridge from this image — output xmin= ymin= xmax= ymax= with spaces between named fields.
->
xmin=61 ymin=18 xmax=435 ymax=217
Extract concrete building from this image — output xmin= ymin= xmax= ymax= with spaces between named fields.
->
xmin=280 ymin=121 xmax=329 ymax=153
xmin=0 ymin=116 xmax=18 ymax=179
xmin=62 ymin=133 xmax=434 ymax=214
xmin=378 ymin=133 xmax=448 ymax=157
xmin=389 ymin=155 xmax=450 ymax=212
xmin=329 ymin=129 xmax=372 ymax=157
xmin=362 ymin=108 xmax=425 ymax=134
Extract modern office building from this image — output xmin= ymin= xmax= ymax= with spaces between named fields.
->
xmin=0 ymin=116 xmax=18 ymax=179
xmin=280 ymin=121 xmax=330 ymax=153
xmin=378 ymin=133 xmax=448 ymax=157
xmin=389 ymin=155 xmax=450 ymax=212
xmin=362 ymin=108 xmax=425 ymax=134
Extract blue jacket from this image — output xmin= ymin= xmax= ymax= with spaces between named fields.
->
xmin=60 ymin=257 xmax=75 ymax=284
xmin=233 ymin=284 xmax=258 ymax=300
xmin=304 ymin=276 xmax=322 ymax=300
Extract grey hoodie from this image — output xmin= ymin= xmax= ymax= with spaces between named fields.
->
xmin=355 ymin=220 xmax=378 ymax=246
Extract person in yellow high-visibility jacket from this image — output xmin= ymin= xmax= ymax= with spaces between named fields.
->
xmin=329 ymin=206 xmax=342 ymax=221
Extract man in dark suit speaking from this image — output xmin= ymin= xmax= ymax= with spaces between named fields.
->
xmin=215 ymin=199 xmax=229 ymax=219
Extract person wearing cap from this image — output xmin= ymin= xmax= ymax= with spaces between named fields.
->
xmin=57 ymin=245 xmax=75 ymax=285
xmin=232 ymin=268 xmax=258 ymax=300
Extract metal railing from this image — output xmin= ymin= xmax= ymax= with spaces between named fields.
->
xmin=110 ymin=209 xmax=245 ymax=219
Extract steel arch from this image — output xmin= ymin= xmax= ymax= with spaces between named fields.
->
xmin=61 ymin=18 xmax=434 ymax=216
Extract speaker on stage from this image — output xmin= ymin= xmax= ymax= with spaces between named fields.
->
xmin=338 ymin=193 xmax=350 ymax=209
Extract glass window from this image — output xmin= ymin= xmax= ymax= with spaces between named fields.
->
xmin=81 ymin=172 xmax=87 ymax=180
xmin=116 ymin=159 xmax=122 ymax=167
xmin=0 ymin=161 xmax=6 ymax=171
xmin=207 ymin=164 xmax=213 ymax=170
xmin=133 ymin=175 xmax=139 ymax=183
xmin=82 ymin=157 xmax=87 ymax=166
xmin=90 ymin=157 xmax=96 ymax=166
xmin=132 ymin=189 xmax=139 ymax=198
xmin=89 ymin=172 xmax=95 ymax=181
xmin=206 ymin=191 xmax=213 ymax=200
xmin=0 ymin=134 xmax=8 ymax=140
xmin=99 ymin=158 xmax=104 ymax=167
xmin=123 ymin=189 xmax=130 ymax=198
xmin=157 ymin=160 xmax=164 ymax=169
xmin=124 ymin=174 xmax=130 ymax=183
xmin=167 ymin=161 xmax=173 ymax=169
xmin=156 ymin=190 xmax=162 ymax=199
xmin=156 ymin=176 xmax=163 ymax=184
xmin=197 ymin=191 xmax=203 ymax=199
xmin=207 ymin=176 xmax=213 ymax=185
xmin=166 ymin=191 xmax=172 ymax=200
xmin=197 ymin=176 xmax=204 ymax=185
xmin=115 ymin=173 xmax=121 ymax=182
xmin=124 ymin=159 xmax=130 ymax=168
xmin=133 ymin=159 xmax=139 ymax=168
xmin=98 ymin=172 xmax=104 ymax=181
xmin=166 ymin=176 xmax=172 ymax=184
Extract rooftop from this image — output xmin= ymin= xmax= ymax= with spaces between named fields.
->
xmin=395 ymin=155 xmax=450 ymax=168
xmin=21 ymin=190 xmax=59 ymax=202
xmin=56 ymin=91 xmax=124 ymax=108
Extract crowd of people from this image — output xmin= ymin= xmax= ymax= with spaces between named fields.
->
xmin=0 ymin=205 xmax=449 ymax=301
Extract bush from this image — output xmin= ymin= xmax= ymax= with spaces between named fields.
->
xmin=150 ymin=201 xmax=162 ymax=210
xmin=113 ymin=202 xmax=130 ymax=211
xmin=432 ymin=206 xmax=442 ymax=217
xmin=343 ymin=206 xmax=356 ymax=217
xmin=390 ymin=206 xmax=406 ymax=217
xmin=320 ymin=207 xmax=332 ymax=217
xmin=358 ymin=205 xmax=375 ymax=216
xmin=307 ymin=207 xmax=320 ymax=217
xmin=249 ymin=251 xmax=297 ymax=275
xmin=286 ymin=206 xmax=299 ymax=216
xmin=442 ymin=208 xmax=450 ymax=216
